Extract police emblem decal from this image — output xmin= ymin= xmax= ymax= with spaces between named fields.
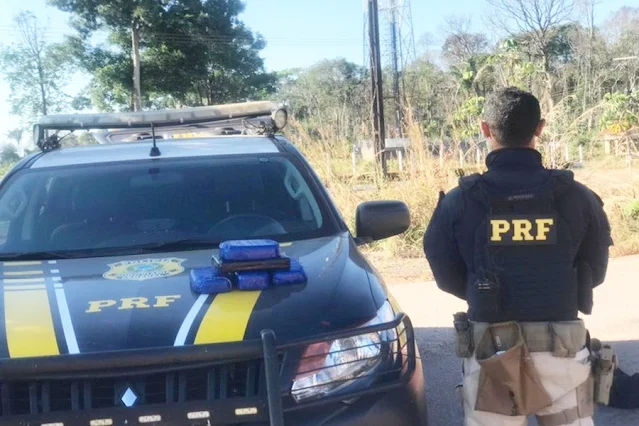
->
xmin=104 ymin=258 xmax=186 ymax=281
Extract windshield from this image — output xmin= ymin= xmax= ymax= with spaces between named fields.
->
xmin=0 ymin=154 xmax=336 ymax=259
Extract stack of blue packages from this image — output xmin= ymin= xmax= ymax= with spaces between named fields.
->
xmin=235 ymin=271 xmax=271 ymax=291
xmin=190 ymin=239 xmax=307 ymax=294
xmin=219 ymin=239 xmax=280 ymax=262
xmin=189 ymin=266 xmax=232 ymax=294
xmin=272 ymin=258 xmax=307 ymax=286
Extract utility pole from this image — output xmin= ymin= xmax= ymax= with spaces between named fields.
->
xmin=131 ymin=19 xmax=142 ymax=112
xmin=368 ymin=0 xmax=387 ymax=176
xmin=390 ymin=0 xmax=403 ymax=137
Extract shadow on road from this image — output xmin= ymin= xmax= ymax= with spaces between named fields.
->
xmin=414 ymin=327 xmax=639 ymax=426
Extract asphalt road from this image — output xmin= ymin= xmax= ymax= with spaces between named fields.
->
xmin=389 ymin=255 xmax=639 ymax=426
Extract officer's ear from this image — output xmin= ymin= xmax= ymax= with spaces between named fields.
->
xmin=534 ymin=119 xmax=546 ymax=137
xmin=480 ymin=121 xmax=492 ymax=138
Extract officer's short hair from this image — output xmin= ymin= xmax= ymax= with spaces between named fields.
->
xmin=482 ymin=87 xmax=541 ymax=147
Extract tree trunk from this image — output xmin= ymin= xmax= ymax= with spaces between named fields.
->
xmin=131 ymin=20 xmax=142 ymax=112
xmin=37 ymin=61 xmax=47 ymax=116
xmin=542 ymin=50 xmax=554 ymax=111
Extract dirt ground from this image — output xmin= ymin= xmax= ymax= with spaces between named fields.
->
xmin=390 ymin=255 xmax=639 ymax=426
xmin=365 ymin=252 xmax=433 ymax=284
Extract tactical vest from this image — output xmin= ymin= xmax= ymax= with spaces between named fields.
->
xmin=459 ymin=170 xmax=578 ymax=322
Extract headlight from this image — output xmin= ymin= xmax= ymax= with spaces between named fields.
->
xmin=290 ymin=301 xmax=396 ymax=402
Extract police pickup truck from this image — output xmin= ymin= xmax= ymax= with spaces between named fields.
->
xmin=0 ymin=102 xmax=427 ymax=425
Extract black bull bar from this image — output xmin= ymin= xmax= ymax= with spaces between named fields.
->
xmin=0 ymin=313 xmax=416 ymax=426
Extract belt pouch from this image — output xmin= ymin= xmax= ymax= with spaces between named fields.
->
xmin=475 ymin=322 xmax=552 ymax=416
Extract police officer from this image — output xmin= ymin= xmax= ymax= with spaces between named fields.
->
xmin=424 ymin=87 xmax=613 ymax=426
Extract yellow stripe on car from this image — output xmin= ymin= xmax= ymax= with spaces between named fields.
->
xmin=195 ymin=291 xmax=262 ymax=344
xmin=4 ymin=288 xmax=59 ymax=357
xmin=4 ymin=284 xmax=47 ymax=291
xmin=3 ymin=270 xmax=44 ymax=276
xmin=2 ymin=261 xmax=42 ymax=267
xmin=4 ymin=278 xmax=46 ymax=284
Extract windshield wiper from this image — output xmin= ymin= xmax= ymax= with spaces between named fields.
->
xmin=0 ymin=240 xmax=220 ymax=261
xmin=0 ymin=251 xmax=76 ymax=261
xmin=118 ymin=239 xmax=220 ymax=253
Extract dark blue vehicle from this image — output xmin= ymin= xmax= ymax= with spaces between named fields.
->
xmin=0 ymin=102 xmax=427 ymax=425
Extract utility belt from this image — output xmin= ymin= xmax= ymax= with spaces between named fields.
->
xmin=457 ymin=319 xmax=588 ymax=358
xmin=453 ymin=312 xmax=616 ymax=416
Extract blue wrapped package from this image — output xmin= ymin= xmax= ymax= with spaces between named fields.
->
xmin=272 ymin=258 xmax=307 ymax=286
xmin=219 ymin=239 xmax=280 ymax=262
xmin=190 ymin=267 xmax=232 ymax=294
xmin=235 ymin=271 xmax=271 ymax=291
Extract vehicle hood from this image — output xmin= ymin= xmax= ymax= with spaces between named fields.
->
xmin=0 ymin=233 xmax=382 ymax=359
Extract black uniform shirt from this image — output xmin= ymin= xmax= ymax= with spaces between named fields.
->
xmin=423 ymin=148 xmax=612 ymax=321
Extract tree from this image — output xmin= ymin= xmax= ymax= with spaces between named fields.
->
xmin=440 ymin=16 xmax=491 ymax=97
xmin=276 ymin=59 xmax=369 ymax=142
xmin=600 ymin=91 xmax=639 ymax=166
xmin=50 ymin=0 xmax=166 ymax=111
xmin=441 ymin=16 xmax=489 ymax=66
xmin=0 ymin=12 xmax=70 ymax=121
xmin=154 ymin=0 xmax=276 ymax=107
xmin=603 ymin=7 xmax=639 ymax=94
xmin=0 ymin=145 xmax=21 ymax=165
xmin=487 ymin=0 xmax=575 ymax=109
xmin=52 ymin=0 xmax=276 ymax=111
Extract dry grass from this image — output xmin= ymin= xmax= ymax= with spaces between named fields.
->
xmin=2 ymin=131 xmax=637 ymax=260
xmin=288 ymin=119 xmax=639 ymax=260
xmin=572 ymin=159 xmax=639 ymax=258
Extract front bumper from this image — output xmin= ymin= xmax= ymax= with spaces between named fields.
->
xmin=285 ymin=355 xmax=427 ymax=426
xmin=0 ymin=314 xmax=426 ymax=426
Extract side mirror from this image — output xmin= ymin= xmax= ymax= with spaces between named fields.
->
xmin=355 ymin=200 xmax=410 ymax=245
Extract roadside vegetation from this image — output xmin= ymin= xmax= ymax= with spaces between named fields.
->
xmin=291 ymin=120 xmax=639 ymax=260
xmin=0 ymin=1 xmax=637 ymax=262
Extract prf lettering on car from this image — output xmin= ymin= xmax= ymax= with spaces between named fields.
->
xmin=86 ymin=295 xmax=181 ymax=313
xmin=488 ymin=215 xmax=557 ymax=245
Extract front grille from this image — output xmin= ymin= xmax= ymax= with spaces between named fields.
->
xmin=0 ymin=313 xmax=417 ymax=426
xmin=0 ymin=360 xmax=264 ymax=417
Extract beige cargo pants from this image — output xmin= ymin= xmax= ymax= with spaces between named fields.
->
xmin=461 ymin=347 xmax=594 ymax=426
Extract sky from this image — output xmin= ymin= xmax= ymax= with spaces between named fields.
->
xmin=0 ymin=0 xmax=633 ymax=146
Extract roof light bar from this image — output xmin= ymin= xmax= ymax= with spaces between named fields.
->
xmin=37 ymin=101 xmax=278 ymax=131
xmin=33 ymin=101 xmax=288 ymax=152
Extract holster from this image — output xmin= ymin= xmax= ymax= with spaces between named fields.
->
xmin=591 ymin=341 xmax=616 ymax=405
xmin=453 ymin=312 xmax=473 ymax=358
xmin=474 ymin=322 xmax=552 ymax=416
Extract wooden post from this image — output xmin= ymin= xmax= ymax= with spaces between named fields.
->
xmin=325 ymin=152 xmax=331 ymax=177
xmin=351 ymin=150 xmax=357 ymax=175
xmin=459 ymin=149 xmax=464 ymax=167
xmin=476 ymin=148 xmax=481 ymax=164
xmin=564 ymin=144 xmax=570 ymax=162
xmin=439 ymin=141 xmax=444 ymax=168
xmin=398 ymin=149 xmax=404 ymax=173
xmin=579 ymin=145 xmax=584 ymax=163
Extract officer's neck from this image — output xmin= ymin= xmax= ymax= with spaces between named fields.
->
xmin=490 ymin=140 xmax=536 ymax=151
xmin=485 ymin=145 xmax=543 ymax=171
